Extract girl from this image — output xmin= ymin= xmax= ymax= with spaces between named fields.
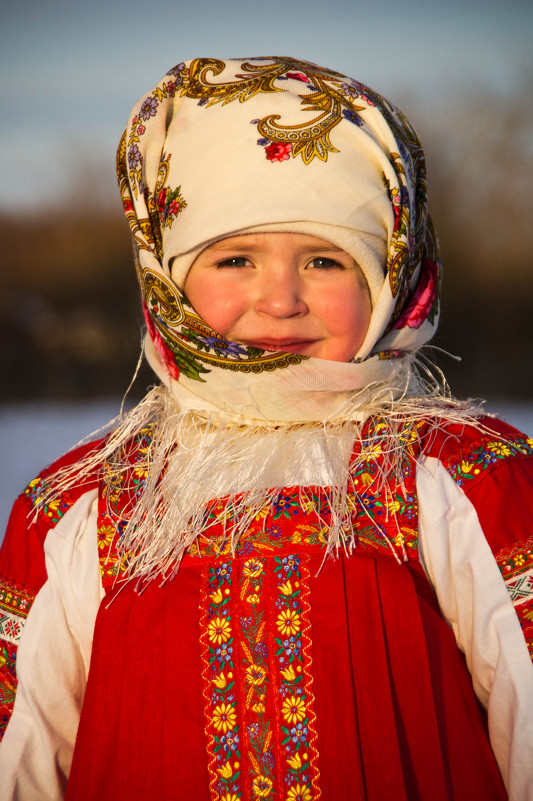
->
xmin=1 ymin=56 xmax=532 ymax=801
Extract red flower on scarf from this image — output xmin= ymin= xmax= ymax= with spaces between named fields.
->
xmin=265 ymin=142 xmax=292 ymax=162
xmin=142 ymin=301 xmax=180 ymax=379
xmin=157 ymin=188 xmax=167 ymax=212
xmin=286 ymin=72 xmax=309 ymax=83
xmin=393 ymin=259 xmax=439 ymax=330
xmin=391 ymin=191 xmax=401 ymax=233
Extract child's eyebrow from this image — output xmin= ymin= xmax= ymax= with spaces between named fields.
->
xmin=207 ymin=241 xmax=346 ymax=254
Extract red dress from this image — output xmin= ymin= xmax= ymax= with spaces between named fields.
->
xmin=2 ymin=417 xmax=533 ymax=800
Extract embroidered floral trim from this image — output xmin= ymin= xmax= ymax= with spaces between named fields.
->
xmin=0 ymin=579 xmax=35 ymax=619
xmin=199 ymin=553 xmax=321 ymax=799
xmin=200 ymin=561 xmax=242 ymax=799
xmin=442 ymin=433 xmax=533 ymax=488
xmin=24 ymin=476 xmax=76 ymax=523
xmin=0 ymin=579 xmax=36 ymax=740
xmin=98 ymin=426 xmax=154 ymax=586
xmin=273 ymin=555 xmax=321 ymax=799
xmin=100 ymin=420 xmax=423 ymax=579
xmin=0 ymin=639 xmax=17 ymax=741
xmin=496 ymin=538 xmax=533 ymax=660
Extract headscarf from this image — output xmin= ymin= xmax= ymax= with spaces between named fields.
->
xmin=117 ymin=56 xmax=441 ymax=424
xmin=41 ymin=57 xmax=454 ymax=583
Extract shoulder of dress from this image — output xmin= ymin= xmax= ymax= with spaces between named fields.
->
xmin=20 ymin=437 xmax=107 ymax=527
xmin=420 ymin=415 xmax=533 ymax=491
xmin=0 ymin=437 xmax=108 ymax=616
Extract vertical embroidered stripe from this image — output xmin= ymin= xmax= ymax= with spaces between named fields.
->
xmin=199 ymin=554 xmax=321 ymax=800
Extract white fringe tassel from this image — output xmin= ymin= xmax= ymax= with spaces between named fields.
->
xmin=36 ymin=353 xmax=490 ymax=585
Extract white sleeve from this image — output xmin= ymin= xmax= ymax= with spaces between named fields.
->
xmin=0 ymin=489 xmax=104 ymax=801
xmin=417 ymin=455 xmax=533 ymax=801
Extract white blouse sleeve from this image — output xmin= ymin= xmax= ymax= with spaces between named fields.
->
xmin=0 ymin=489 xmax=104 ymax=801
xmin=416 ymin=455 xmax=533 ymax=801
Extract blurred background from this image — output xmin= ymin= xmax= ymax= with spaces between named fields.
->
xmin=1 ymin=0 xmax=532 ymax=530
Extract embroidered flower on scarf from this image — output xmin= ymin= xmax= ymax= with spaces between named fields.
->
xmin=265 ymin=141 xmax=293 ymax=162
xmin=142 ymin=301 xmax=180 ymax=380
xmin=167 ymin=61 xmax=187 ymax=78
xmin=392 ymin=259 xmax=439 ymax=330
xmin=139 ymin=96 xmax=158 ymax=120
xmin=196 ymin=336 xmax=248 ymax=358
xmin=156 ymin=184 xmax=187 ymax=229
xmin=342 ymin=108 xmax=363 ymax=126
xmin=127 ymin=144 xmax=141 ymax=168
xmin=165 ymin=80 xmax=178 ymax=97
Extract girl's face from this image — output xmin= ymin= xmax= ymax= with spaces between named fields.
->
xmin=184 ymin=233 xmax=372 ymax=363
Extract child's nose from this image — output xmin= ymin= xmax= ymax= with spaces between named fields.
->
xmin=254 ymin=268 xmax=307 ymax=318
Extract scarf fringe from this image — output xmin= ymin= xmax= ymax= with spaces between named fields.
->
xmin=34 ymin=353 xmax=494 ymax=586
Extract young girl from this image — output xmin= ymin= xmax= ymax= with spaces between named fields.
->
xmin=1 ymin=56 xmax=532 ymax=801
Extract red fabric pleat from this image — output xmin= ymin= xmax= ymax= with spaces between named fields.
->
xmin=308 ymin=550 xmax=507 ymax=800
xmin=66 ymin=566 xmax=212 ymax=801
xmin=66 ymin=548 xmax=507 ymax=800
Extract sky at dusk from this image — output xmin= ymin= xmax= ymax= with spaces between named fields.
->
xmin=1 ymin=0 xmax=532 ymax=209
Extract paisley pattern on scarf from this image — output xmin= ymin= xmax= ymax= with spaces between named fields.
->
xmin=141 ymin=275 xmax=304 ymax=382
xmin=117 ymin=56 xmax=442 ymax=402
xmin=187 ymin=57 xmax=363 ymax=166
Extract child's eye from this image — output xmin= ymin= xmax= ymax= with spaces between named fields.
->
xmin=216 ymin=256 xmax=249 ymax=268
xmin=309 ymin=257 xmax=343 ymax=269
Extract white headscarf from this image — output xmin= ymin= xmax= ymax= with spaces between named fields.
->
xmin=117 ymin=56 xmax=442 ymax=423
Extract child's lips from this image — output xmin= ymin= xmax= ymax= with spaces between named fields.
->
xmin=244 ymin=339 xmax=318 ymax=355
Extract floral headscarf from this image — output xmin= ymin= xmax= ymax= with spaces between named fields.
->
xmin=117 ymin=56 xmax=441 ymax=423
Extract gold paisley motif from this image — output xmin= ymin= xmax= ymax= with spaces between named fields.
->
xmin=185 ymin=57 xmax=286 ymax=105
xmin=185 ymin=57 xmax=366 ymax=165
xmin=173 ymin=311 xmax=305 ymax=372
xmin=143 ymin=271 xmax=186 ymax=327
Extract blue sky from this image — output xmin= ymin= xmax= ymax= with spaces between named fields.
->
xmin=1 ymin=0 xmax=531 ymax=209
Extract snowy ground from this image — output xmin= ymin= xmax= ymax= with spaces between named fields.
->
xmin=1 ymin=398 xmax=532 ymax=539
